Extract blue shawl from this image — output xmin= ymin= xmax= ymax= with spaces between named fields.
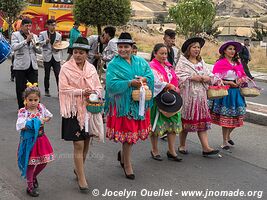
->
xmin=105 ymin=55 xmax=154 ymax=120
xmin=17 ymin=118 xmax=41 ymax=178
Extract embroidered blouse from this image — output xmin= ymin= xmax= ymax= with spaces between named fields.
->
xmin=16 ymin=103 xmax=53 ymax=131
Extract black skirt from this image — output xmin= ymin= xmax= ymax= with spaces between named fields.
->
xmin=61 ymin=116 xmax=90 ymax=141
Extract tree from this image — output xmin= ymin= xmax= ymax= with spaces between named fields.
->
xmin=169 ymin=0 xmax=216 ymax=37
xmin=73 ymin=0 xmax=131 ymax=35
xmin=0 ymin=0 xmax=26 ymax=39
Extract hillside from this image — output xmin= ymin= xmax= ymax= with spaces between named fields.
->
xmin=131 ymin=0 xmax=267 ymax=18
xmin=214 ymin=0 xmax=267 ymax=17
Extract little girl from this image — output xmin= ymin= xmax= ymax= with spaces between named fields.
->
xmin=16 ymin=83 xmax=54 ymax=197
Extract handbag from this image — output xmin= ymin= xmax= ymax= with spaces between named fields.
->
xmin=240 ymin=78 xmax=261 ymax=97
xmin=207 ymin=80 xmax=230 ymax=99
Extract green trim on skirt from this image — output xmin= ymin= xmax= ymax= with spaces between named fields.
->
xmin=150 ymin=100 xmax=182 ymax=136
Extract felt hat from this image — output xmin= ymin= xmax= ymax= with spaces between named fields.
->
xmin=181 ymin=37 xmax=205 ymax=53
xmin=219 ymin=41 xmax=242 ymax=54
xmin=72 ymin=37 xmax=90 ymax=50
xmin=117 ymin=32 xmax=135 ymax=45
xmin=155 ymin=90 xmax=183 ymax=114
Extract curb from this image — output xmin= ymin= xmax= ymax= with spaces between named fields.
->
xmin=245 ymin=102 xmax=267 ymax=126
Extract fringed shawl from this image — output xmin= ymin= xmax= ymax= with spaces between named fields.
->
xmin=59 ymin=58 xmax=102 ymax=129
xmin=150 ymin=58 xmax=178 ymax=87
xmin=18 ymin=118 xmax=41 ymax=178
xmin=105 ymin=55 xmax=154 ymax=120
xmin=175 ymin=55 xmax=212 ymax=120
xmin=213 ymin=58 xmax=246 ymax=78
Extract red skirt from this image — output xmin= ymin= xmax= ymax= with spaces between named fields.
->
xmin=28 ymin=134 xmax=54 ymax=165
xmin=106 ymin=108 xmax=151 ymax=144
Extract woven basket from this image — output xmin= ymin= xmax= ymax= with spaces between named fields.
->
xmin=240 ymin=78 xmax=261 ymax=97
xmin=86 ymin=101 xmax=104 ymax=113
xmin=207 ymin=85 xmax=229 ymax=99
xmin=132 ymin=89 xmax=152 ymax=101
xmin=240 ymin=87 xmax=260 ymax=97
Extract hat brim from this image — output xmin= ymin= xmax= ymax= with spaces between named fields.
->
xmin=155 ymin=90 xmax=183 ymax=113
xmin=116 ymin=39 xmax=135 ymax=45
xmin=71 ymin=43 xmax=90 ymax=50
xmin=181 ymin=37 xmax=205 ymax=53
xmin=219 ymin=41 xmax=242 ymax=54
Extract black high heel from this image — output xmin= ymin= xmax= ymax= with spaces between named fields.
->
xmin=123 ymin=166 xmax=135 ymax=180
xmin=78 ymin=183 xmax=90 ymax=193
xmin=117 ymin=151 xmax=124 ymax=168
xmin=167 ymin=151 xmax=182 ymax=162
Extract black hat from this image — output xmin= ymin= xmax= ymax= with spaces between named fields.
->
xmin=155 ymin=90 xmax=183 ymax=113
xmin=117 ymin=32 xmax=135 ymax=45
xmin=72 ymin=37 xmax=90 ymax=50
xmin=181 ymin=37 xmax=205 ymax=53
xmin=164 ymin=29 xmax=176 ymax=38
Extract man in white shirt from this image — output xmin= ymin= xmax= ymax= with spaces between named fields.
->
xmin=11 ymin=18 xmax=40 ymax=109
xmin=39 ymin=19 xmax=62 ymax=97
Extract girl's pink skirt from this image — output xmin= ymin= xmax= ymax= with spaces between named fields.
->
xmin=28 ymin=134 xmax=54 ymax=165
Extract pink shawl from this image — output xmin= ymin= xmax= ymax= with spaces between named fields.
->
xmin=59 ymin=58 xmax=102 ymax=129
xmin=213 ymin=58 xmax=246 ymax=78
xmin=150 ymin=58 xmax=178 ymax=87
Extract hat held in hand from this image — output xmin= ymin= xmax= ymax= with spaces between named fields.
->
xmin=155 ymin=90 xmax=183 ymax=118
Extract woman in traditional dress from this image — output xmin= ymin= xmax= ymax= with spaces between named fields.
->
xmin=59 ymin=37 xmax=102 ymax=192
xmin=175 ymin=37 xmax=219 ymax=156
xmin=105 ymin=32 xmax=154 ymax=180
xmin=149 ymin=43 xmax=182 ymax=162
xmin=209 ymin=41 xmax=247 ymax=151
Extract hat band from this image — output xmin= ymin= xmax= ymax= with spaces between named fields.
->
xmin=72 ymin=43 xmax=90 ymax=49
xmin=117 ymin=39 xmax=134 ymax=43
xmin=161 ymin=93 xmax=176 ymax=106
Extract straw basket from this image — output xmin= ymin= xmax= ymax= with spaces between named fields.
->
xmin=240 ymin=78 xmax=261 ymax=97
xmin=207 ymin=85 xmax=229 ymax=99
xmin=86 ymin=101 xmax=104 ymax=113
xmin=132 ymin=89 xmax=152 ymax=101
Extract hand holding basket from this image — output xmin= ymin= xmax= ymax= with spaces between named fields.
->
xmin=240 ymin=78 xmax=261 ymax=97
xmin=207 ymin=80 xmax=230 ymax=99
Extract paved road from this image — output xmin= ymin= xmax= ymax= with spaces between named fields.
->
xmin=0 ymin=59 xmax=266 ymax=200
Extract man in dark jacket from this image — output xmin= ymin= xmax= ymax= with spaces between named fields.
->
xmin=239 ymin=39 xmax=253 ymax=79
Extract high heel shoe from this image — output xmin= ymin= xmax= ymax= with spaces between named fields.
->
xmin=74 ymin=169 xmax=78 ymax=180
xmin=117 ymin=151 xmax=124 ymax=168
xmin=167 ymin=151 xmax=182 ymax=162
xmin=123 ymin=166 xmax=135 ymax=180
xmin=78 ymin=184 xmax=90 ymax=193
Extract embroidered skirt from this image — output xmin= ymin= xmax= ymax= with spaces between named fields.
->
xmin=61 ymin=116 xmax=91 ymax=141
xmin=28 ymin=134 xmax=54 ymax=165
xmin=106 ymin=107 xmax=151 ymax=144
xmin=150 ymin=101 xmax=182 ymax=136
xmin=209 ymin=88 xmax=246 ymax=128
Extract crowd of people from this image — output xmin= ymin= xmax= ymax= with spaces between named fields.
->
xmin=10 ymin=18 xmax=251 ymax=197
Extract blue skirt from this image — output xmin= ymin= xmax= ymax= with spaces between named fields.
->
xmin=209 ymin=88 xmax=246 ymax=127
